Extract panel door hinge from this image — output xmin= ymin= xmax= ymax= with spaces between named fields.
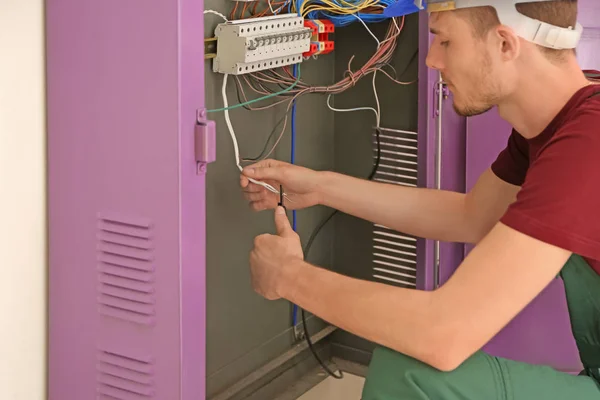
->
xmin=195 ymin=109 xmax=216 ymax=175
xmin=433 ymin=81 xmax=449 ymax=118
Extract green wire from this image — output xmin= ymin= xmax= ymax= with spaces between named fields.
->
xmin=206 ymin=64 xmax=302 ymax=113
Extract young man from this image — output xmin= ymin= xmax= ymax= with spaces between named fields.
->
xmin=241 ymin=0 xmax=600 ymax=398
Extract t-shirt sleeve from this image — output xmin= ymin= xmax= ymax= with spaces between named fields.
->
xmin=491 ymin=129 xmax=530 ymax=186
xmin=500 ymin=110 xmax=600 ymax=260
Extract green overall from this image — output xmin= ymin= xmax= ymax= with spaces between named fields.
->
xmin=361 ymin=255 xmax=600 ymax=399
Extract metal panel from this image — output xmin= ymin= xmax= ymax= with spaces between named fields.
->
xmin=47 ymin=1 xmax=206 ymax=399
xmin=371 ymin=128 xmax=418 ymax=288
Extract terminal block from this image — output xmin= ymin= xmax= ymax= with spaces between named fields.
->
xmin=213 ymin=14 xmax=312 ymax=75
xmin=303 ymin=19 xmax=335 ymax=57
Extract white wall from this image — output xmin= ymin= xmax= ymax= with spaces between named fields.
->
xmin=0 ymin=1 xmax=47 ymax=399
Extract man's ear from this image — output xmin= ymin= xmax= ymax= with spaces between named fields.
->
xmin=495 ymin=25 xmax=521 ymax=62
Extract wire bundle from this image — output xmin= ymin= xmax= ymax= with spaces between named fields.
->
xmin=295 ymin=0 xmax=395 ymax=27
xmin=230 ymin=0 xmax=391 ymax=26
xmin=241 ymin=17 xmax=406 ymax=99
xmin=226 ymin=17 xmax=413 ymax=162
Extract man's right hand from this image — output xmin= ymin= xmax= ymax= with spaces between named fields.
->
xmin=240 ymin=159 xmax=324 ymax=212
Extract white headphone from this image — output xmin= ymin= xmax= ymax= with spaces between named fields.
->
xmin=385 ymin=0 xmax=583 ymax=50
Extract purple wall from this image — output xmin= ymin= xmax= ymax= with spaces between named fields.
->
xmin=47 ymin=1 xmax=206 ymax=399
xmin=466 ymin=113 xmax=582 ymax=372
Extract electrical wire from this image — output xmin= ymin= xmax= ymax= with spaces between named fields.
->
xmin=299 ymin=127 xmax=382 ymax=380
xmin=208 ymin=66 xmax=302 ymax=113
xmin=291 ymin=68 xmax=299 ymax=234
xmin=292 ymin=0 xmax=396 ymax=27
xmin=242 ymin=111 xmax=291 ymax=162
xmin=235 ymin=18 xmax=410 ymax=158
xmin=327 ymin=15 xmax=381 ymax=123
xmin=221 ymin=74 xmax=287 ymax=197
xmin=211 ymin=4 xmax=414 ymax=379
xmin=243 ymin=17 xmax=408 ymax=102
xmin=353 ymin=14 xmax=381 ymax=47
xmin=325 ymin=94 xmax=379 ymax=121
xmin=297 ymin=15 xmax=399 ymax=376
xmin=204 ymin=9 xmax=229 ymax=22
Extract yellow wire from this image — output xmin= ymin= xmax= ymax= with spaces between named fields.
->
xmin=300 ymin=0 xmax=379 ymax=16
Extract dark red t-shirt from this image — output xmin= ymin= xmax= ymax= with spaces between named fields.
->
xmin=491 ymin=77 xmax=600 ymax=274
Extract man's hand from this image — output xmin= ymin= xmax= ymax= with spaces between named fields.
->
xmin=250 ymin=206 xmax=304 ymax=300
xmin=241 ymin=159 xmax=324 ymax=211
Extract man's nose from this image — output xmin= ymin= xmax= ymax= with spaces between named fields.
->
xmin=426 ymin=48 xmax=442 ymax=71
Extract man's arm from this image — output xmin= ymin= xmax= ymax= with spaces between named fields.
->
xmin=243 ymin=161 xmax=519 ymax=244
xmin=318 ymin=168 xmax=519 ymax=244
xmin=268 ymin=217 xmax=570 ymax=371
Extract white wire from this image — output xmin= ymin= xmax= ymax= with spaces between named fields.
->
xmin=372 ymin=71 xmax=381 ymax=127
xmin=270 ymin=0 xmax=290 ymax=15
xmin=353 ymin=14 xmax=381 ymax=48
xmin=222 ymin=75 xmax=241 ymax=170
xmin=328 ymin=15 xmax=381 ymax=127
xmin=204 ymin=9 xmax=228 ymax=22
xmin=221 ymin=74 xmax=282 ymax=195
xmin=326 ymin=94 xmax=379 ymax=121
xmin=353 ymin=15 xmax=382 ymax=127
xmin=393 ymin=17 xmax=401 ymax=33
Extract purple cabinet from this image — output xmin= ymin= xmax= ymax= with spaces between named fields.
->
xmin=417 ymin=13 xmax=467 ymax=290
xmin=47 ymin=1 xmax=207 ymax=399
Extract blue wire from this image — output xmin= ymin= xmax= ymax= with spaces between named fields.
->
xmin=291 ymin=63 xmax=299 ymax=328
xmin=291 ymin=0 xmax=303 ymax=331
xmin=299 ymin=0 xmax=397 ymax=28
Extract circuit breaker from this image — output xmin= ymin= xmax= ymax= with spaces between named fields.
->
xmin=213 ymin=14 xmax=312 ymax=75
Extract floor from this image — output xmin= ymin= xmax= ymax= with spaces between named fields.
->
xmin=296 ymin=374 xmax=366 ymax=400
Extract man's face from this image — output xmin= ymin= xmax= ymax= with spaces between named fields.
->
xmin=426 ymin=11 xmax=508 ymax=117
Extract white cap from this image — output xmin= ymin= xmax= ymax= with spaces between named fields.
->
xmin=384 ymin=0 xmax=583 ymax=50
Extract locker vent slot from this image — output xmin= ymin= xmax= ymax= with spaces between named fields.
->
xmin=97 ymin=213 xmax=156 ymax=325
xmin=97 ymin=349 xmax=155 ymax=399
xmin=372 ymin=128 xmax=418 ymax=288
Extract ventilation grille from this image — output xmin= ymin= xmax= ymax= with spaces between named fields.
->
xmin=96 ymin=348 xmax=155 ymax=399
xmin=372 ymin=128 xmax=418 ymax=288
xmin=97 ymin=213 xmax=156 ymax=325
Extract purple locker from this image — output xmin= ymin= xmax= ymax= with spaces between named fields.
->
xmin=417 ymin=12 xmax=466 ymax=290
xmin=47 ymin=1 xmax=208 ymax=399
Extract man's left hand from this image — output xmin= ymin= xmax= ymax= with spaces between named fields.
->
xmin=250 ymin=207 xmax=304 ymax=300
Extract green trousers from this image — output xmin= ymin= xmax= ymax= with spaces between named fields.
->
xmin=361 ymin=255 xmax=600 ymax=399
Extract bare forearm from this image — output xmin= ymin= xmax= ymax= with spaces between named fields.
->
xmin=317 ymin=171 xmax=476 ymax=243
xmin=279 ymin=259 xmax=453 ymax=370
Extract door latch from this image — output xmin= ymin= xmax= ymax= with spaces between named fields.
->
xmin=195 ymin=109 xmax=216 ymax=174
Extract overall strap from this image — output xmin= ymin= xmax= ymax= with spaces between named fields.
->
xmin=560 ymin=255 xmax=600 ymax=380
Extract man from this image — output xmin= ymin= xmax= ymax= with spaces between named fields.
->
xmin=240 ymin=0 xmax=600 ymax=398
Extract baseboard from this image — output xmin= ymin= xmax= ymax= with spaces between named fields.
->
xmin=331 ymin=342 xmax=374 ymax=367
xmin=332 ymin=357 xmax=369 ymax=378
xmin=209 ymin=326 xmax=336 ymax=400
xmin=207 ymin=315 xmax=327 ymax=397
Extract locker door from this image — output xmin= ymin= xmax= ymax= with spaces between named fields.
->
xmin=463 ymin=0 xmax=600 ymax=373
xmin=417 ymin=12 xmax=467 ymax=290
xmin=577 ymin=2 xmax=600 ymax=70
xmin=47 ymin=1 xmax=207 ymax=399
